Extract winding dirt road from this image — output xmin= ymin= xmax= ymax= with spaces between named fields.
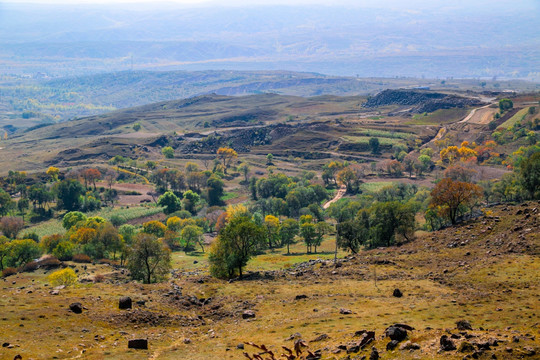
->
xmin=323 ymin=185 xmax=347 ymax=209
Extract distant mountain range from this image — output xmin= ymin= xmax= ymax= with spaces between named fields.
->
xmin=0 ymin=1 xmax=539 ymax=79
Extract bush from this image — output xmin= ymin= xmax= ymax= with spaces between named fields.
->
xmin=142 ymin=220 xmax=167 ymax=237
xmin=21 ymin=232 xmax=39 ymax=242
xmin=2 ymin=267 xmax=18 ymax=278
xmin=48 ymin=268 xmax=77 ymax=286
xmin=110 ymin=215 xmax=126 ymax=227
xmin=62 ymin=211 xmax=87 ymax=230
xmin=52 ymin=241 xmax=75 ymax=261
xmin=6 ymin=239 xmax=41 ymax=268
xmin=22 ymin=261 xmax=39 ymax=272
xmin=72 ymin=253 xmax=92 ymax=263
xmin=171 ymin=210 xmax=192 ymax=219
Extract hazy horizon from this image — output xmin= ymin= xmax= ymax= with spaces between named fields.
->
xmin=0 ymin=0 xmax=538 ymax=79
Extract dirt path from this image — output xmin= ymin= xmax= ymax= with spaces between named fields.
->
xmin=459 ymin=103 xmax=494 ymax=124
xmin=323 ymin=185 xmax=346 ymax=209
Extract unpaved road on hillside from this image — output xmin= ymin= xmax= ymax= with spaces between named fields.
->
xmin=323 ymin=185 xmax=346 ymax=209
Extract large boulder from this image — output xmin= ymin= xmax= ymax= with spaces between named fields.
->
xmin=128 ymin=339 xmax=148 ymax=350
xmin=119 ymin=296 xmax=132 ymax=310
xmin=440 ymin=335 xmax=456 ymax=351
xmin=456 ymin=320 xmax=472 ymax=330
xmin=385 ymin=326 xmax=407 ymax=342
xmin=69 ymin=302 xmax=83 ymax=314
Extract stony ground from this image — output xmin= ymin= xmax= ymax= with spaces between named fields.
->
xmin=0 ymin=202 xmax=538 ymax=360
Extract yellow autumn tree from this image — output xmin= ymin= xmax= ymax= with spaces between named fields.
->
xmin=216 ymin=147 xmax=238 ymax=173
xmin=264 ymin=215 xmax=280 ymax=248
xmin=46 ymin=166 xmax=60 ymax=182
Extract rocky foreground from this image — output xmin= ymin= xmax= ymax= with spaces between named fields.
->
xmin=0 ymin=202 xmax=538 ymax=359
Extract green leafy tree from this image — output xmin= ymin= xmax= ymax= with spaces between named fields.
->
xmin=369 ymin=137 xmax=380 ymax=154
xmin=0 ymin=189 xmax=13 ymax=216
xmin=520 ymin=152 xmax=540 ymax=199
xmin=182 ymin=190 xmax=200 ymax=215
xmin=370 ymin=201 xmax=416 ymax=247
xmin=128 ymin=233 xmax=171 ymax=284
xmin=279 ymin=218 xmax=299 ymax=254
xmin=336 ymin=216 xmax=369 ymax=253
xmin=313 ymin=221 xmax=331 ymax=253
xmin=52 ymin=241 xmax=75 ymax=261
xmin=162 ymin=146 xmax=174 ymax=159
xmin=142 ymin=220 xmax=167 ymax=238
xmin=55 ymin=179 xmax=84 ymax=211
xmin=158 ymin=191 xmax=182 ymax=214
xmin=6 ymin=239 xmax=41 ymax=268
xmin=498 ymin=98 xmax=513 ymax=112
xmin=0 ymin=236 xmax=9 ymax=270
xmin=238 ymin=163 xmax=250 ymax=183
xmin=180 ymin=225 xmax=204 ymax=252
xmin=17 ymin=198 xmax=29 ymax=221
xmin=207 ymin=175 xmax=224 ymax=206
xmin=209 ymin=216 xmax=265 ymax=279
xmin=62 ymin=211 xmax=87 ymax=230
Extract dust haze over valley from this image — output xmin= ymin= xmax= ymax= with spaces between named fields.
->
xmin=0 ymin=1 xmax=539 ymax=360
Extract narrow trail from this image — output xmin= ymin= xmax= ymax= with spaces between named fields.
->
xmin=323 ymin=185 xmax=346 ymax=209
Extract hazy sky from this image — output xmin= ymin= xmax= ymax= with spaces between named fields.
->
xmin=2 ymin=0 xmax=358 ymax=3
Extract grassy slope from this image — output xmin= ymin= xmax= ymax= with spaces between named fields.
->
xmin=500 ymin=107 xmax=530 ymax=128
xmin=1 ymin=202 xmax=538 ymax=359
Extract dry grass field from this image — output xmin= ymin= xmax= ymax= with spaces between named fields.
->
xmin=1 ymin=202 xmax=538 ymax=360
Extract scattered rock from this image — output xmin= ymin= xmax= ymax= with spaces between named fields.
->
xmin=456 ymin=320 xmax=473 ymax=330
xmin=523 ymin=347 xmax=536 ymax=356
xmin=310 ymin=334 xmax=329 ymax=342
xmin=2 ymin=343 xmax=10 ymax=347
xmin=386 ymin=340 xmax=399 ymax=350
xmin=358 ymin=331 xmax=375 ymax=349
xmin=119 ymin=296 xmax=132 ymax=310
xmin=295 ymin=294 xmax=308 ymax=300
xmin=399 ymin=341 xmax=420 ymax=350
xmin=49 ymin=290 xmax=60 ymax=295
xmin=369 ymin=347 xmax=379 ymax=360
xmin=236 ymin=343 xmax=244 ymax=350
xmin=285 ymin=333 xmax=302 ymax=341
xmin=242 ymin=310 xmax=256 ymax=319
xmin=385 ymin=326 xmax=407 ymax=342
xmin=128 ymin=338 xmax=148 ymax=350
xmin=340 ymin=308 xmax=352 ymax=315
xmin=440 ymin=335 xmax=456 ymax=351
xmin=183 ymin=338 xmax=191 ymax=344
xmin=392 ymin=289 xmax=403 ymax=298
xmin=458 ymin=341 xmax=475 ymax=353
xmin=69 ymin=302 xmax=83 ymax=314
xmin=14 ymin=355 xmax=22 ymax=360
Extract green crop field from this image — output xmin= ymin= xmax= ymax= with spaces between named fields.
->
xmin=26 ymin=205 xmax=163 ymax=237
xmin=500 ymin=107 xmax=530 ymax=128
